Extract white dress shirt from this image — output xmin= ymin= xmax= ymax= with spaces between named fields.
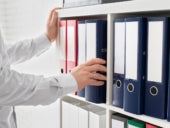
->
xmin=0 ymin=30 xmax=78 ymax=128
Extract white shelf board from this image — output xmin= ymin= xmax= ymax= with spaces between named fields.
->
xmin=67 ymin=94 xmax=107 ymax=109
xmin=59 ymin=0 xmax=170 ymax=18
xmin=109 ymin=105 xmax=170 ymax=128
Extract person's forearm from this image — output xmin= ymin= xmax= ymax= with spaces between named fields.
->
xmin=0 ymin=67 xmax=77 ymax=106
xmin=6 ymin=34 xmax=51 ymax=65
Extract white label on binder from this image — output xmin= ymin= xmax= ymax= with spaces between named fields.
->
xmin=114 ymin=22 xmax=125 ymax=74
xmin=147 ymin=21 xmax=163 ymax=82
xmin=59 ymin=27 xmax=66 ymax=60
xmin=125 ymin=22 xmax=138 ymax=80
xmin=86 ymin=23 xmax=96 ymax=60
xmin=67 ymin=27 xmax=75 ymax=61
xmin=78 ymin=23 xmax=86 ymax=65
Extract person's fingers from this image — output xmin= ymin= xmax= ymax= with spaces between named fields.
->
xmin=85 ymin=64 xmax=107 ymax=72
xmin=90 ymin=73 xmax=106 ymax=81
xmin=51 ymin=11 xmax=57 ymax=25
xmin=48 ymin=7 xmax=61 ymax=25
xmin=88 ymin=79 xmax=105 ymax=86
xmin=85 ymin=58 xmax=106 ymax=66
xmin=47 ymin=10 xmax=53 ymax=24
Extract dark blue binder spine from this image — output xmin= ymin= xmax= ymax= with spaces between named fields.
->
xmin=167 ymin=86 xmax=170 ymax=121
xmin=77 ymin=88 xmax=85 ymax=97
xmin=124 ymin=17 xmax=147 ymax=114
xmin=168 ymin=34 xmax=170 ymax=120
xmin=144 ymin=17 xmax=169 ymax=119
xmin=85 ymin=20 xmax=107 ymax=103
xmin=113 ymin=73 xmax=124 ymax=108
xmin=112 ymin=18 xmax=125 ymax=108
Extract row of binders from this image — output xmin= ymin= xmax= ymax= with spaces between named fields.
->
xmin=59 ymin=17 xmax=170 ymax=121
xmin=63 ymin=0 xmax=132 ymax=8
xmin=62 ymin=96 xmax=106 ymax=128
xmin=113 ymin=17 xmax=170 ymax=121
xmin=59 ymin=19 xmax=107 ymax=103
xmin=112 ymin=113 xmax=161 ymax=128
xmin=62 ymin=96 xmax=160 ymax=128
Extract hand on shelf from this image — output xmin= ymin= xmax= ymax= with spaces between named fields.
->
xmin=46 ymin=7 xmax=61 ymax=43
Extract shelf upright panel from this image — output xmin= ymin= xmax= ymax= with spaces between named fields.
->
xmin=106 ymin=13 xmax=114 ymax=128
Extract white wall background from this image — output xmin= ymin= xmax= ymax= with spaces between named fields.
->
xmin=0 ymin=0 xmax=63 ymax=128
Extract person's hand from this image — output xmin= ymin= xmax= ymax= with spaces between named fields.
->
xmin=71 ymin=58 xmax=107 ymax=90
xmin=46 ymin=8 xmax=61 ymax=43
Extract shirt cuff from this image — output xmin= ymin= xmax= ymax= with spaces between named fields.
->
xmin=56 ymin=74 xmax=78 ymax=96
xmin=33 ymin=33 xmax=52 ymax=56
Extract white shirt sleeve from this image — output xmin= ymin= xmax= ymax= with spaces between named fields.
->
xmin=0 ymin=32 xmax=78 ymax=106
xmin=6 ymin=34 xmax=51 ymax=65
xmin=0 ymin=67 xmax=78 ymax=106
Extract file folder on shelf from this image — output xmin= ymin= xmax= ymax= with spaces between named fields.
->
xmin=146 ymin=123 xmax=159 ymax=128
xmin=127 ymin=119 xmax=145 ymax=128
xmin=168 ymin=85 xmax=170 ymax=121
xmin=62 ymin=97 xmax=89 ymax=128
xmin=144 ymin=17 xmax=169 ymax=119
xmin=77 ymin=20 xmax=86 ymax=97
xmin=124 ymin=17 xmax=147 ymax=114
xmin=66 ymin=20 xmax=78 ymax=73
xmin=166 ymin=19 xmax=170 ymax=122
xmin=89 ymin=109 xmax=106 ymax=128
xmin=78 ymin=105 xmax=89 ymax=128
xmin=79 ymin=104 xmax=105 ymax=128
xmin=59 ymin=20 xmax=67 ymax=73
xmin=112 ymin=18 xmax=125 ymax=108
xmin=85 ymin=20 xmax=107 ymax=103
xmin=111 ymin=113 xmax=129 ymax=128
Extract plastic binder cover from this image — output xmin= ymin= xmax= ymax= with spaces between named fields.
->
xmin=127 ymin=119 xmax=145 ymax=128
xmin=124 ymin=18 xmax=146 ymax=114
xmin=85 ymin=20 xmax=107 ymax=103
xmin=59 ymin=20 xmax=67 ymax=73
xmin=112 ymin=18 xmax=125 ymax=108
xmin=112 ymin=113 xmax=128 ymax=128
xmin=62 ymin=97 xmax=89 ymax=128
xmin=79 ymin=104 xmax=105 ymax=128
xmin=89 ymin=109 xmax=106 ymax=128
xmin=145 ymin=17 xmax=169 ymax=119
xmin=66 ymin=20 xmax=78 ymax=73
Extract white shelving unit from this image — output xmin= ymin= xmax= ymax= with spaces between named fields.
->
xmin=58 ymin=1 xmax=170 ymax=128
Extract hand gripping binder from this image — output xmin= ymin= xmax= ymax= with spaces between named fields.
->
xmin=77 ymin=20 xmax=86 ymax=97
xmin=59 ymin=20 xmax=67 ymax=73
xmin=124 ymin=17 xmax=147 ymax=114
xmin=112 ymin=18 xmax=125 ymax=108
xmin=66 ymin=20 xmax=78 ymax=73
xmin=144 ymin=17 xmax=169 ymax=119
xmin=85 ymin=20 xmax=107 ymax=103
